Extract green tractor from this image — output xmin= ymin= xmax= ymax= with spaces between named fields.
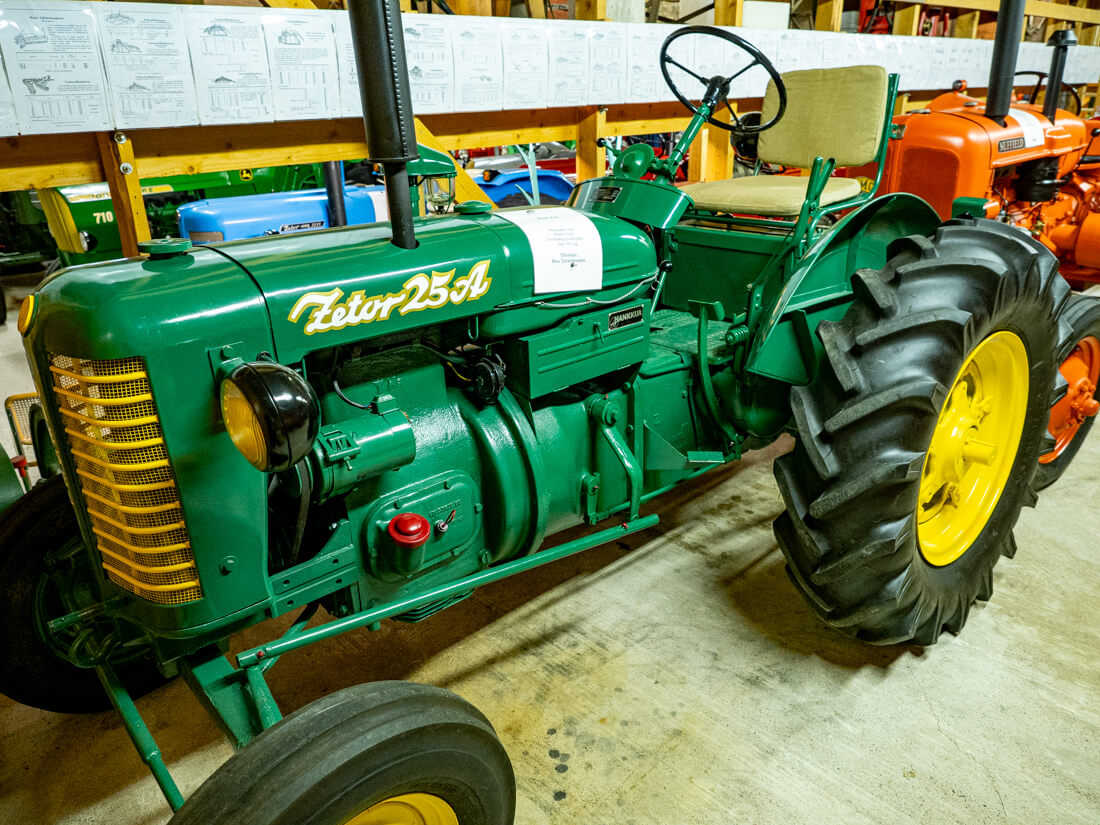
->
xmin=1 ymin=3 xmax=1071 ymax=823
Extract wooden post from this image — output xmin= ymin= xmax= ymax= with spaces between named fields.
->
xmin=714 ymin=0 xmax=743 ymax=27
xmin=954 ymin=10 xmax=981 ymax=39
xmin=893 ymin=4 xmax=922 ymax=36
xmin=453 ymin=0 xmax=492 ymax=13
xmin=492 ymin=0 xmax=512 ymax=15
xmin=814 ymin=0 xmax=844 ymax=32
xmin=687 ymin=108 xmax=732 ymax=184
xmin=575 ymin=0 xmax=607 ymax=20
xmin=524 ymin=0 xmax=546 ymax=18
xmin=96 ymin=132 xmax=150 ymax=258
xmin=575 ymin=106 xmax=607 ymax=182
xmin=260 ymin=0 xmax=319 ymax=8
xmin=412 ymin=119 xmax=494 ymax=205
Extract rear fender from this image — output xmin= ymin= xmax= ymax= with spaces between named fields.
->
xmin=746 ymin=193 xmax=940 ymax=386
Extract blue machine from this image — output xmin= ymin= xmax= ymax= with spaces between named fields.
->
xmin=476 ymin=168 xmax=575 ymax=206
xmin=177 ymin=184 xmax=388 ymax=243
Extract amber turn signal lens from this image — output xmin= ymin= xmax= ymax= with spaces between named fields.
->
xmin=221 ymin=379 xmax=269 ymax=471
xmin=16 ymin=296 xmax=35 ymax=336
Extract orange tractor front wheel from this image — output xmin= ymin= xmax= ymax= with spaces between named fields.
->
xmin=1036 ymin=293 xmax=1100 ymax=490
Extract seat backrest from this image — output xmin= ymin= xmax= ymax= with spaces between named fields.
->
xmin=757 ymin=65 xmax=888 ymax=170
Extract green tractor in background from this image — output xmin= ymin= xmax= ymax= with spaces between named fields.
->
xmin=0 ymin=2 xmax=1072 ymax=822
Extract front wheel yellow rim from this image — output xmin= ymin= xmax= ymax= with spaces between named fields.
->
xmin=917 ymin=330 xmax=1029 ymax=567
xmin=344 ymin=793 xmax=460 ymax=825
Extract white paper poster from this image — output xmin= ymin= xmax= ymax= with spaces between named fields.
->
xmin=332 ymin=13 xmax=360 ymax=118
xmin=262 ymin=12 xmax=338 ymax=121
xmin=403 ymin=16 xmax=454 ymax=115
xmin=775 ymin=28 xmax=822 ymax=74
xmin=95 ymin=3 xmax=198 ymax=130
xmin=548 ymin=21 xmax=589 ymax=107
xmin=0 ymin=1 xmax=112 ymax=134
xmin=184 ymin=7 xmax=274 ymax=125
xmin=588 ymin=22 xmax=627 ymax=105
xmin=1009 ymin=107 xmax=1046 ymax=148
xmin=452 ymin=19 xmax=503 ymax=113
xmin=500 ymin=20 xmax=548 ymax=110
xmin=497 ymin=207 xmax=603 ymax=294
xmin=0 ymin=52 xmax=18 ymax=135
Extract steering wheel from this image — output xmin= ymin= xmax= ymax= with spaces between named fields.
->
xmin=1013 ymin=70 xmax=1082 ymax=116
xmin=659 ymin=25 xmax=787 ymax=134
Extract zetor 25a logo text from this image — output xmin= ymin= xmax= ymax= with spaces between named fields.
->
xmin=289 ymin=260 xmax=492 ymax=335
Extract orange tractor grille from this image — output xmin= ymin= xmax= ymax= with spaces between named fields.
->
xmin=49 ymin=354 xmax=202 ymax=605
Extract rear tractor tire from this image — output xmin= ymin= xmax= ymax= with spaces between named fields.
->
xmin=774 ymin=218 xmax=1070 ymax=645
xmin=1034 ymin=293 xmax=1100 ymax=490
xmin=170 ymin=681 xmax=516 ymax=825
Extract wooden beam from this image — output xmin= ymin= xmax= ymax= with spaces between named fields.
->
xmin=96 ymin=132 xmax=150 ymax=258
xmin=261 ymin=0 xmax=319 ymax=8
xmin=0 ymin=133 xmax=103 ymax=191
xmin=815 ymin=0 xmax=844 ymax=31
xmin=575 ymin=0 xmax=607 ymax=20
xmin=452 ymin=0 xmax=492 ymax=13
xmin=953 ymin=10 xmax=982 ymax=37
xmin=575 ymin=106 xmax=607 ymax=182
xmin=687 ymin=108 xmax=732 ymax=184
xmin=714 ymin=0 xmax=743 ymax=26
xmin=492 ymin=0 xmax=512 ymax=15
xmin=893 ymin=4 xmax=922 ymax=35
xmin=412 ymin=119 xmax=493 ymax=205
xmin=524 ymin=0 xmax=546 ymax=18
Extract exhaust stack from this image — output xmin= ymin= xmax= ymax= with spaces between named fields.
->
xmin=346 ymin=0 xmax=419 ymax=249
xmin=1043 ymin=29 xmax=1077 ymax=121
xmin=985 ymin=0 xmax=1027 ymax=125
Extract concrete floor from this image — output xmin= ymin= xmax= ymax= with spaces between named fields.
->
xmin=0 ymin=283 xmax=1098 ymax=825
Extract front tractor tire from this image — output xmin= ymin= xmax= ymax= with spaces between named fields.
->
xmin=170 ymin=682 xmax=516 ymax=825
xmin=0 ymin=476 xmax=168 ymax=713
xmin=774 ymin=219 xmax=1069 ymax=645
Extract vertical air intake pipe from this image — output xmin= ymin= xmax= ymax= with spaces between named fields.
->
xmin=1043 ymin=29 xmax=1077 ymax=121
xmin=346 ymin=0 xmax=419 ymax=249
xmin=985 ymin=0 xmax=1027 ymax=125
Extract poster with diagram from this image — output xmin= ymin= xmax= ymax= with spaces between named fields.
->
xmin=500 ymin=20 xmax=548 ymax=110
xmin=0 ymin=1 xmax=112 ymax=134
xmin=451 ymin=18 xmax=503 ymax=113
xmin=548 ymin=21 xmax=589 ymax=107
xmin=402 ymin=15 xmax=454 ymax=115
xmin=94 ymin=2 xmax=198 ymax=130
xmin=0 ymin=52 xmax=17 ymax=135
xmin=184 ymin=6 xmax=274 ymax=125
xmin=588 ymin=22 xmax=627 ymax=104
xmin=261 ymin=11 xmax=338 ymax=121
xmin=332 ymin=12 xmax=361 ymax=118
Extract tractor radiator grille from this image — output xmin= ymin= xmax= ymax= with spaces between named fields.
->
xmin=49 ymin=354 xmax=202 ymax=605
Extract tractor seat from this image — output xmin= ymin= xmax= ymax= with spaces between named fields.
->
xmin=682 ymin=65 xmax=888 ymax=218
xmin=684 ymin=175 xmax=862 ymax=217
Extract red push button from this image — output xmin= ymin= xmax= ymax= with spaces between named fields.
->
xmin=387 ymin=512 xmax=431 ymax=549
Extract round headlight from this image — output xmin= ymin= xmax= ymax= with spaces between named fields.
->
xmin=17 ymin=295 xmax=35 ymax=336
xmin=220 ymin=362 xmax=320 ymax=473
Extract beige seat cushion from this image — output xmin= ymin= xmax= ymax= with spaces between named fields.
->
xmin=683 ymin=175 xmax=862 ymax=217
xmin=759 ymin=65 xmax=888 ymax=169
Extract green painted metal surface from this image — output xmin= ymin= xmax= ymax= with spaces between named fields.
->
xmin=15 ymin=74 xmax=952 ymax=804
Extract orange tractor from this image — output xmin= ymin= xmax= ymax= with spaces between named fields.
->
xmin=864 ymin=8 xmax=1100 ymax=488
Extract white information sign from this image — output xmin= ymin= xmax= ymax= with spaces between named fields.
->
xmin=500 ymin=20 xmax=548 ymax=110
xmin=547 ymin=21 xmax=589 ymax=107
xmin=1009 ymin=107 xmax=1046 ymax=148
xmin=332 ymin=12 xmax=360 ymax=118
xmin=0 ymin=52 xmax=18 ymax=135
xmin=588 ymin=22 xmax=627 ymax=105
xmin=403 ymin=16 xmax=454 ymax=115
xmin=95 ymin=3 xmax=198 ymax=130
xmin=452 ymin=19 xmax=503 ymax=113
xmin=497 ymin=207 xmax=603 ymax=295
xmin=184 ymin=7 xmax=273 ymax=125
xmin=0 ymin=1 xmax=112 ymax=134
xmin=261 ymin=12 xmax=339 ymax=121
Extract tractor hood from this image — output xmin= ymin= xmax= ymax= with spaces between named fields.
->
xmin=211 ymin=207 xmax=657 ymax=362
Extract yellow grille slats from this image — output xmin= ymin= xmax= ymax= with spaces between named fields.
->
xmin=50 ymin=354 xmax=202 ymax=606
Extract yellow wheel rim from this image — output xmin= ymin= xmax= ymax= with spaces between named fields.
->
xmin=344 ymin=793 xmax=460 ymax=825
xmin=917 ymin=330 xmax=1029 ymax=566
